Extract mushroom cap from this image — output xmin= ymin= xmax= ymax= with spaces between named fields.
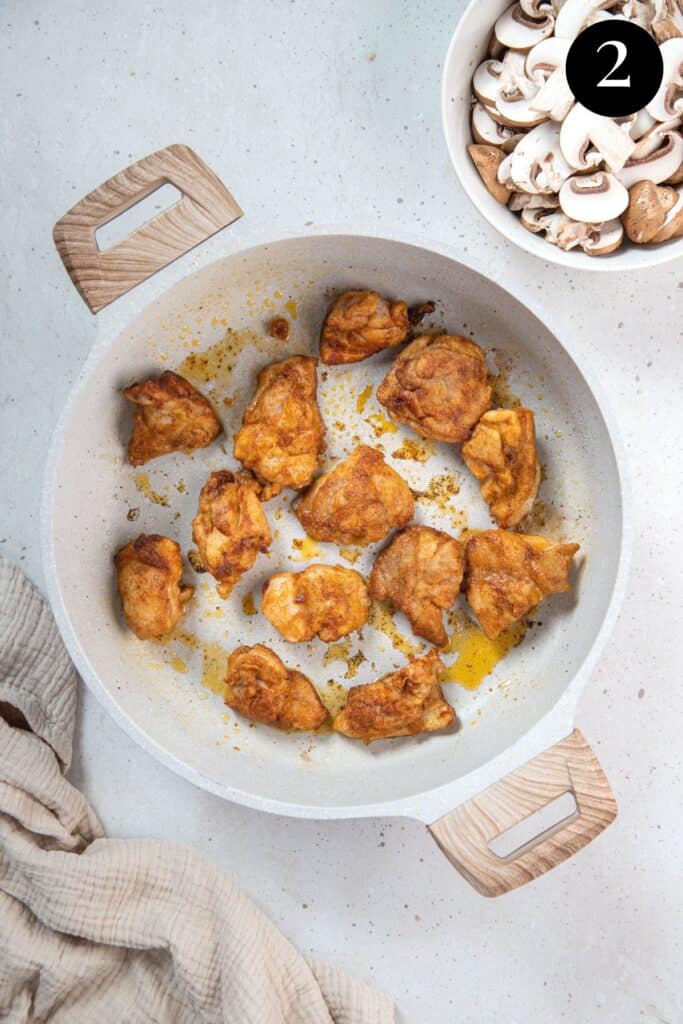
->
xmin=473 ymin=59 xmax=505 ymax=106
xmin=559 ymin=171 xmax=629 ymax=221
xmin=555 ymin=0 xmax=619 ymax=39
xmin=498 ymin=120 xmax=573 ymax=192
xmin=652 ymin=0 xmax=683 ymax=43
xmin=618 ymin=129 xmax=683 ymax=187
xmin=494 ymin=2 xmax=555 ymax=49
xmin=646 ymin=38 xmax=683 ymax=122
xmin=468 ymin=144 xmax=512 ymax=203
xmin=621 ymin=179 xmax=679 ymax=243
xmin=560 ymin=104 xmax=636 ymax=172
xmin=651 ymin=186 xmax=683 ymax=240
xmin=525 ymin=36 xmax=571 ymax=81
xmin=472 ymin=102 xmax=518 ymax=146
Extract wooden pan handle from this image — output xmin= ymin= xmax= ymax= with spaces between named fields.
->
xmin=428 ymin=730 xmax=617 ymax=897
xmin=53 ymin=144 xmax=242 ymax=313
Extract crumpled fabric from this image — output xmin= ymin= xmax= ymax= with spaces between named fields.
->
xmin=0 ymin=555 xmax=393 ymax=1024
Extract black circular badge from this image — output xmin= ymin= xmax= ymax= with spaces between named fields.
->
xmin=566 ymin=20 xmax=664 ymax=118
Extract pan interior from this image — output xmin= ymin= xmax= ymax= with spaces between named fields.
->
xmin=48 ymin=236 xmax=622 ymax=812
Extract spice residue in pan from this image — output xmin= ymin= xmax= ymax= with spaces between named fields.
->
xmin=442 ymin=613 xmax=527 ymax=690
xmin=133 ymin=473 xmax=169 ymax=507
xmin=391 ymin=438 xmax=435 ymax=463
xmin=368 ymin=601 xmax=422 ymax=658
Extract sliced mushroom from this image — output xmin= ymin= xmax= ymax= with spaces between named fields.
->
xmin=583 ymin=220 xmax=624 ymax=254
xmin=666 ymin=160 xmax=683 ymax=183
xmin=502 ymin=131 xmax=528 ymax=153
xmin=472 ymin=102 xmax=518 ymax=146
xmin=495 ymin=2 xmax=555 ymax=49
xmin=473 ymin=60 xmax=505 ymax=106
xmin=555 ymin=0 xmax=619 ymax=38
xmin=620 ymin=0 xmax=656 ymax=30
xmin=469 ymin=144 xmax=513 ymax=203
xmin=520 ymin=0 xmax=555 ymax=16
xmin=498 ymin=120 xmax=573 ymax=191
xmin=621 ymin=179 xmax=680 ymax=241
xmin=630 ymin=108 xmax=657 ymax=140
xmin=525 ymin=36 xmax=571 ymax=81
xmin=651 ymin=185 xmax=683 ymax=239
xmin=618 ymin=128 xmax=683 ymax=186
xmin=559 ymin=171 xmax=630 ymax=221
xmin=652 ymin=0 xmax=683 ymax=42
xmin=646 ymin=39 xmax=683 ymax=121
xmin=560 ymin=104 xmax=636 ymax=171
xmin=508 ymin=190 xmax=561 ymax=210
xmin=499 ymin=49 xmax=542 ymax=99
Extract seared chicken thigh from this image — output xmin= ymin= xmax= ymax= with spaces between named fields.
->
xmin=233 ymin=355 xmax=326 ymax=499
xmin=123 ymin=370 xmax=221 ymax=466
xmin=462 ymin=408 xmax=541 ymax=528
xmin=114 ymin=534 xmax=194 ymax=639
xmin=370 ymin=525 xmax=465 ymax=646
xmin=192 ymin=470 xmax=271 ymax=599
xmin=225 ymin=644 xmax=328 ymax=731
xmin=262 ymin=564 xmax=370 ymax=643
xmin=320 ymin=290 xmax=410 ymax=365
xmin=377 ymin=334 xmax=491 ymax=442
xmin=295 ymin=445 xmax=414 ymax=545
xmin=465 ymin=530 xmax=580 ymax=639
xmin=333 ymin=651 xmax=455 ymax=743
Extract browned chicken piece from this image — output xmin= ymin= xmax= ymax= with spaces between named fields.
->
xmin=262 ymin=564 xmax=370 ymax=643
xmin=333 ymin=651 xmax=455 ymax=743
xmin=192 ymin=470 xmax=271 ymax=599
xmin=377 ymin=334 xmax=492 ymax=442
xmin=320 ymin=290 xmax=410 ymax=365
xmin=123 ymin=370 xmax=221 ymax=466
xmin=233 ymin=356 xmax=326 ymax=499
xmin=114 ymin=534 xmax=194 ymax=640
xmin=295 ymin=445 xmax=414 ymax=546
xmin=461 ymin=408 xmax=541 ymax=528
xmin=465 ymin=530 xmax=580 ymax=639
xmin=225 ymin=644 xmax=328 ymax=731
xmin=369 ymin=525 xmax=465 ymax=646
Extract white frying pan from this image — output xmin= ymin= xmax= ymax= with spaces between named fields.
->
xmin=42 ymin=146 xmax=630 ymax=897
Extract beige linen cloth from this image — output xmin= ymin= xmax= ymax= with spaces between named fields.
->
xmin=0 ymin=555 xmax=393 ymax=1024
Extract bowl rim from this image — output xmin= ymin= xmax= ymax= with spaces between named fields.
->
xmin=440 ymin=0 xmax=683 ymax=273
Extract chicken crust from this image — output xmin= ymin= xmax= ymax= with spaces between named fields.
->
xmin=465 ymin=530 xmax=580 ymax=639
xmin=114 ymin=534 xmax=194 ymax=640
xmin=320 ymin=290 xmax=410 ymax=365
xmin=262 ymin=564 xmax=370 ymax=643
xmin=295 ymin=445 xmax=414 ymax=546
xmin=462 ymin=408 xmax=541 ymax=528
xmin=123 ymin=370 xmax=221 ymax=466
xmin=192 ymin=470 xmax=271 ymax=599
xmin=225 ymin=644 xmax=328 ymax=731
xmin=369 ymin=525 xmax=465 ymax=646
xmin=333 ymin=651 xmax=455 ymax=743
xmin=233 ymin=355 xmax=326 ymax=499
xmin=377 ymin=334 xmax=492 ymax=442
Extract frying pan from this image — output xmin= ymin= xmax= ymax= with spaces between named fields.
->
xmin=42 ymin=145 xmax=630 ymax=896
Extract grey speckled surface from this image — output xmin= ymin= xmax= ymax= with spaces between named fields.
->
xmin=1 ymin=2 xmax=682 ymax=1021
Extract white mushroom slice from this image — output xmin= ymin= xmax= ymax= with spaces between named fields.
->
xmin=621 ymin=0 xmax=656 ymax=30
xmin=630 ymin=117 xmax=681 ymax=159
xmin=651 ymin=186 xmax=683 ymax=240
xmin=508 ymin=190 xmax=561 ymax=210
xmin=618 ymin=129 xmax=683 ymax=186
xmin=472 ymin=103 xmax=518 ymax=146
xmin=652 ymin=0 xmax=683 ymax=42
xmin=520 ymin=0 xmax=554 ymax=17
xmin=646 ymin=39 xmax=683 ymax=121
xmin=559 ymin=171 xmax=629 ymax=221
xmin=473 ymin=60 xmax=505 ymax=106
xmin=555 ymin=0 xmax=619 ymax=38
xmin=583 ymin=220 xmax=624 ymax=254
xmin=521 ymin=208 xmax=593 ymax=247
xmin=631 ymin=108 xmax=657 ymax=140
xmin=666 ymin=160 xmax=683 ymax=183
xmin=500 ymin=50 xmax=540 ymax=99
xmin=525 ymin=36 xmax=571 ymax=82
xmin=495 ymin=2 xmax=555 ymax=49
xmin=496 ymin=95 xmax=549 ymax=127
xmin=530 ymin=66 xmax=575 ymax=120
xmin=498 ymin=120 xmax=573 ymax=191
xmin=560 ymin=104 xmax=636 ymax=171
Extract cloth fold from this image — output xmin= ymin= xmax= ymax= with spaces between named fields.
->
xmin=0 ymin=556 xmax=393 ymax=1024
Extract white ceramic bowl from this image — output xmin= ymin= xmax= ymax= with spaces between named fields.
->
xmin=441 ymin=0 xmax=683 ymax=272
